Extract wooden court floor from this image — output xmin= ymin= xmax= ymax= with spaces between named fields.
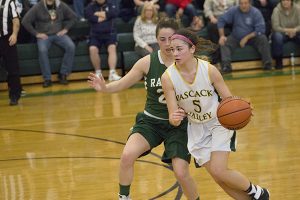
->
xmin=0 ymin=70 xmax=300 ymax=200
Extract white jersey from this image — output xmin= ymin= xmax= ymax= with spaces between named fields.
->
xmin=166 ymin=58 xmax=219 ymax=123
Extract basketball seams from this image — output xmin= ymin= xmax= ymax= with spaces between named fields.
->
xmin=217 ymin=107 xmax=251 ymax=118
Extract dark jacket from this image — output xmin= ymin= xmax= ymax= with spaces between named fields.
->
xmin=22 ymin=0 xmax=77 ymax=36
xmin=85 ymin=0 xmax=119 ymax=37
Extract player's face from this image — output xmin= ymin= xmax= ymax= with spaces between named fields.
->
xmin=156 ymin=28 xmax=176 ymax=56
xmin=170 ymin=39 xmax=195 ymax=65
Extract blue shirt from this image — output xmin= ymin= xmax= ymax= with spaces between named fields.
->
xmin=217 ymin=6 xmax=265 ymax=41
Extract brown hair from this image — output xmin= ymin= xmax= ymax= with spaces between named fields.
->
xmin=173 ymin=28 xmax=218 ymax=61
xmin=155 ymin=17 xmax=180 ymax=37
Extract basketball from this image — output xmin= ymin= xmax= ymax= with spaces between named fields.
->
xmin=217 ymin=97 xmax=252 ymax=130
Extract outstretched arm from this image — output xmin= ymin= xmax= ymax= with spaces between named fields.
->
xmin=161 ymin=72 xmax=186 ymax=126
xmin=88 ymin=55 xmax=150 ymax=93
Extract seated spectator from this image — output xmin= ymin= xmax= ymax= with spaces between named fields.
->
xmin=164 ymin=0 xmax=203 ymax=31
xmin=204 ymin=0 xmax=237 ymax=44
xmin=271 ymin=0 xmax=300 ymax=69
xmin=85 ymin=0 xmax=121 ymax=81
xmin=217 ymin=0 xmax=272 ymax=73
xmin=204 ymin=0 xmax=237 ymax=63
xmin=22 ymin=0 xmax=77 ymax=87
xmin=133 ymin=2 xmax=159 ymax=57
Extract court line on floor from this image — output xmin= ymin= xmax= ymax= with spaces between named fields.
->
xmin=0 ymin=128 xmax=183 ymax=200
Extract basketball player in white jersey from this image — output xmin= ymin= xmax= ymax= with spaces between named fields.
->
xmin=161 ymin=29 xmax=270 ymax=200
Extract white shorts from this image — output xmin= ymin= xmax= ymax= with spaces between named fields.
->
xmin=187 ymin=117 xmax=236 ymax=166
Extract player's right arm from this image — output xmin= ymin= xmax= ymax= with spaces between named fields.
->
xmin=161 ymin=72 xmax=186 ymax=126
xmin=88 ymin=55 xmax=150 ymax=93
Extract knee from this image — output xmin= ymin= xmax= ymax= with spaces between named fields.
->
xmin=89 ymin=46 xmax=99 ymax=55
xmin=173 ymin=166 xmax=190 ymax=182
xmin=257 ymin=34 xmax=269 ymax=44
xmin=165 ymin=4 xmax=175 ymax=15
xmin=272 ymin=32 xmax=284 ymax=43
xmin=67 ymin=42 xmax=75 ymax=52
xmin=38 ymin=46 xmax=48 ymax=54
xmin=209 ymin=165 xmax=227 ymax=183
xmin=120 ymin=151 xmax=136 ymax=168
xmin=185 ymin=4 xmax=195 ymax=13
xmin=108 ymin=45 xmax=117 ymax=54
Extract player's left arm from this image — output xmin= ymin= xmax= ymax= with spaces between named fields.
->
xmin=161 ymin=72 xmax=186 ymax=126
xmin=209 ymin=64 xmax=232 ymax=99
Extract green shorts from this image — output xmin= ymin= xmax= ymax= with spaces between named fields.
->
xmin=130 ymin=112 xmax=191 ymax=164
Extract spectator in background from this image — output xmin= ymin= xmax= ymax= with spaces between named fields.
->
xmin=133 ymin=2 xmax=159 ymax=57
xmin=271 ymin=0 xmax=300 ymax=69
xmin=204 ymin=0 xmax=238 ymax=63
xmin=0 ymin=0 xmax=22 ymax=105
xmin=217 ymin=0 xmax=272 ymax=73
xmin=204 ymin=0 xmax=238 ymax=44
xmin=22 ymin=0 xmax=77 ymax=87
xmin=85 ymin=0 xmax=121 ymax=81
xmin=164 ymin=0 xmax=203 ymax=31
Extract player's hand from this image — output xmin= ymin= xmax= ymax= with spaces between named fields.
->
xmin=170 ymin=107 xmax=186 ymax=126
xmin=87 ymin=73 xmax=107 ymax=92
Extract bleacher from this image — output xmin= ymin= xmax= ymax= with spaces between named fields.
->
xmin=1 ymin=16 xmax=299 ymax=85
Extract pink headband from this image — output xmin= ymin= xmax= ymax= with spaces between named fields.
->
xmin=171 ymin=34 xmax=194 ymax=46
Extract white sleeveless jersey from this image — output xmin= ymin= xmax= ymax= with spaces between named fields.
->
xmin=166 ymin=59 xmax=219 ymax=123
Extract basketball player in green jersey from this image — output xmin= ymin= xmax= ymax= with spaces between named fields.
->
xmin=88 ymin=18 xmax=200 ymax=200
xmin=162 ymin=29 xmax=270 ymax=200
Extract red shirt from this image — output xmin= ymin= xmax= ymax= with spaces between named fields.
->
xmin=165 ymin=0 xmax=192 ymax=9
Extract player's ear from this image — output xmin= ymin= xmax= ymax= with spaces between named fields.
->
xmin=190 ymin=45 xmax=196 ymax=54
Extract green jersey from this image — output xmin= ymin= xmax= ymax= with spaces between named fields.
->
xmin=144 ymin=50 xmax=169 ymax=119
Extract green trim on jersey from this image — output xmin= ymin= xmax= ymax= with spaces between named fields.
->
xmin=144 ymin=51 xmax=169 ymax=119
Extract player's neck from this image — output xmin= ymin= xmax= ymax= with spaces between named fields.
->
xmin=160 ymin=52 xmax=174 ymax=67
xmin=179 ymin=57 xmax=198 ymax=74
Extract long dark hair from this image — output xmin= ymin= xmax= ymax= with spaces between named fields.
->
xmin=173 ymin=29 xmax=218 ymax=61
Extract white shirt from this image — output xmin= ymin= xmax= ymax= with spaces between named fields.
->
xmin=166 ymin=58 xmax=219 ymax=123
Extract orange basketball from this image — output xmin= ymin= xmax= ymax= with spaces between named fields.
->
xmin=217 ymin=97 xmax=252 ymax=130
